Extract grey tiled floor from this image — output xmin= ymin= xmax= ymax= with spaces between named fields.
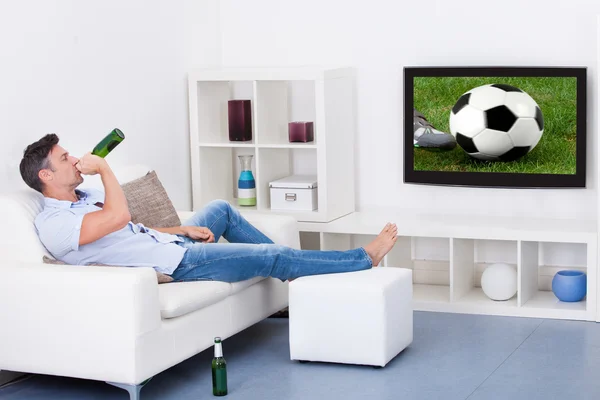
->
xmin=1 ymin=312 xmax=599 ymax=400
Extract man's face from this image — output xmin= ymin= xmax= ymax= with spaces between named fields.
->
xmin=40 ymin=145 xmax=83 ymax=191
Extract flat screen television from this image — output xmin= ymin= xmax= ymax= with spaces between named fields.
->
xmin=403 ymin=66 xmax=587 ymax=188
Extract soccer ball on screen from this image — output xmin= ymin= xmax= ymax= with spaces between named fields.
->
xmin=449 ymin=84 xmax=544 ymax=161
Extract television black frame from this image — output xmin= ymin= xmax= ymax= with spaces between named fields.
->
xmin=403 ymin=66 xmax=587 ymax=188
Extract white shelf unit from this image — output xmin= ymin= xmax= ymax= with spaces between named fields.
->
xmin=187 ymin=67 xmax=357 ymax=222
xmin=298 ymin=210 xmax=597 ymax=321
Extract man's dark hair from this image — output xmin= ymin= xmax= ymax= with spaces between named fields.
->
xmin=20 ymin=134 xmax=59 ymax=193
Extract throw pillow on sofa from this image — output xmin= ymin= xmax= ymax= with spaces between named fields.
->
xmin=121 ymin=170 xmax=181 ymax=228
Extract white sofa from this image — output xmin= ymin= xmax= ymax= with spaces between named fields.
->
xmin=0 ymin=168 xmax=298 ymax=399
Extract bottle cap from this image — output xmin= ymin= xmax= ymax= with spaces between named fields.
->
xmin=214 ymin=337 xmax=221 ymax=343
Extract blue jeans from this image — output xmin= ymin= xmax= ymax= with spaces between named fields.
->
xmin=170 ymin=200 xmax=372 ymax=283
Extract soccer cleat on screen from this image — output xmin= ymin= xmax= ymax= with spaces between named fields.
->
xmin=413 ymin=109 xmax=457 ymax=150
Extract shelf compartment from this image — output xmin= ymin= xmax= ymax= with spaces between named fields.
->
xmin=538 ymin=242 xmax=588 ymax=291
xmin=299 ymin=232 xmax=321 ymax=251
xmin=519 ymin=241 xmax=589 ymax=311
xmin=383 ymin=236 xmax=434 ymax=296
xmin=413 ymin=236 xmax=449 ymax=285
xmin=413 ymin=284 xmax=450 ymax=304
xmin=193 ymin=80 xmax=255 ymax=144
xmin=451 ymin=239 xmax=518 ymax=305
xmin=410 ymin=237 xmax=450 ymax=302
xmin=473 ymin=239 xmax=518 ymax=287
xmin=255 ymin=80 xmax=317 ymax=146
xmin=256 ymin=147 xmax=318 ymax=211
xmin=194 ymin=146 xmax=257 ymax=211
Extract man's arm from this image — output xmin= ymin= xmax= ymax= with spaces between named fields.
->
xmin=151 ymin=225 xmax=215 ymax=242
xmin=77 ymin=153 xmax=131 ymax=246
xmin=151 ymin=226 xmax=184 ymax=235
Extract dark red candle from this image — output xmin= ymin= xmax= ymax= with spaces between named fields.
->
xmin=228 ymin=100 xmax=252 ymax=141
xmin=288 ymin=121 xmax=314 ymax=142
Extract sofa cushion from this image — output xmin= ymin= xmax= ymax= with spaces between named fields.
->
xmin=44 ymin=253 xmax=268 ymax=317
xmin=230 ymin=276 xmax=265 ymax=295
xmin=42 ymin=255 xmax=174 ymax=284
xmin=158 ymin=281 xmax=232 ymax=319
xmin=121 ymin=170 xmax=181 ymax=228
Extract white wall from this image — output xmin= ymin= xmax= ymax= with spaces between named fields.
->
xmin=2 ymin=1 xmax=598 ymax=219
xmin=0 ymin=0 xmax=221 ymax=210
xmin=216 ymin=0 xmax=600 ymax=220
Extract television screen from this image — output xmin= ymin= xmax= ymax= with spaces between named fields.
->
xmin=404 ymin=67 xmax=586 ymax=188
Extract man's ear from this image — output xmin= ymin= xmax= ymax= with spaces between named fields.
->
xmin=39 ymin=169 xmax=53 ymax=183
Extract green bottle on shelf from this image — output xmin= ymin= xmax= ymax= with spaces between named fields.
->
xmin=92 ymin=128 xmax=125 ymax=158
xmin=211 ymin=337 xmax=228 ymax=396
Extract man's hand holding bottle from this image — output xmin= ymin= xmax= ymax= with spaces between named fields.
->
xmin=75 ymin=152 xmax=108 ymax=175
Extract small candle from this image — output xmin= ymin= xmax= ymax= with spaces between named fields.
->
xmin=288 ymin=121 xmax=314 ymax=143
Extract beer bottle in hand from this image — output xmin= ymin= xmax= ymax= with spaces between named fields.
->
xmin=92 ymin=128 xmax=125 ymax=158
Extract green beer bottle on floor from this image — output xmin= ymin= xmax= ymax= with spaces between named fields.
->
xmin=212 ymin=337 xmax=228 ymax=396
xmin=92 ymin=128 xmax=125 ymax=158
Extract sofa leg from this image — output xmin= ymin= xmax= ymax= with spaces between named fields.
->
xmin=106 ymin=378 xmax=152 ymax=400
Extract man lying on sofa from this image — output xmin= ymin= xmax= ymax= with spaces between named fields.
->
xmin=19 ymin=134 xmax=398 ymax=283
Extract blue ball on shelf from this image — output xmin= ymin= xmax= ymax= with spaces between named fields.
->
xmin=551 ymin=270 xmax=586 ymax=302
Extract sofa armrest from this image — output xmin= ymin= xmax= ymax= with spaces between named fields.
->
xmin=0 ymin=262 xmax=161 ymax=375
xmin=177 ymin=210 xmax=301 ymax=249
xmin=177 ymin=210 xmax=195 ymax=223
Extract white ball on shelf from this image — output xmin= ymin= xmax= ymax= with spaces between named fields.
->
xmin=481 ymin=263 xmax=517 ymax=301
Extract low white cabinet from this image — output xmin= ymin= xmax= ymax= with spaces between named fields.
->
xmin=297 ymin=210 xmax=597 ymax=322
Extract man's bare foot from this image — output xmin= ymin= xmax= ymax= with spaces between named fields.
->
xmin=364 ymin=223 xmax=398 ymax=266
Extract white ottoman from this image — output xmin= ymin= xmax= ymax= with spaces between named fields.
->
xmin=289 ymin=267 xmax=413 ymax=367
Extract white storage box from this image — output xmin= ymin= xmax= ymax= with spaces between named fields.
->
xmin=269 ymin=175 xmax=318 ymax=211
